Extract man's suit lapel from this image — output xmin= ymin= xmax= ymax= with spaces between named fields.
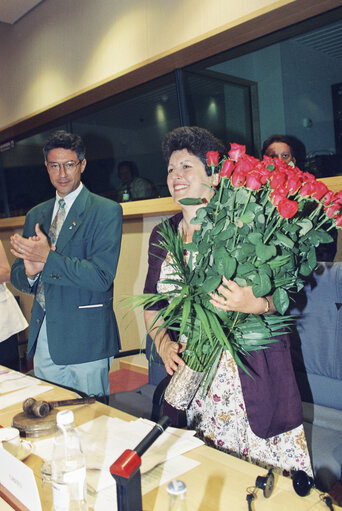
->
xmin=39 ymin=200 xmax=55 ymax=236
xmin=56 ymin=187 xmax=90 ymax=252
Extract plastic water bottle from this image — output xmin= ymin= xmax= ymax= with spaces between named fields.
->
xmin=51 ymin=410 xmax=87 ymax=511
xmin=167 ymin=480 xmax=187 ymax=510
xmin=122 ymin=188 xmax=130 ymax=201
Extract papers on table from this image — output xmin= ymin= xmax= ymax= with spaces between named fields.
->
xmin=87 ymin=455 xmax=200 ymax=511
xmin=0 ymin=370 xmax=53 ymax=410
xmin=33 ymin=415 xmax=203 ymax=494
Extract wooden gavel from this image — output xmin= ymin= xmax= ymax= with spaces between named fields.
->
xmin=22 ymin=396 xmax=96 ymax=418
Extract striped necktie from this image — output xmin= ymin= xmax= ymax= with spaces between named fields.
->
xmin=35 ymin=199 xmax=66 ymax=310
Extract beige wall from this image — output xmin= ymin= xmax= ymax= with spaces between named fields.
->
xmin=0 ymin=0 xmax=294 ymax=130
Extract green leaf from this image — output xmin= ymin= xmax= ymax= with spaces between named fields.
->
xmin=273 ymin=287 xmax=289 ymax=315
xmin=201 ymin=275 xmax=221 ymax=294
xmin=297 ymin=218 xmax=313 ymax=236
xmin=236 ymin=262 xmax=255 ymax=276
xmin=299 ymin=262 xmax=313 ymax=277
xmin=239 ymin=243 xmax=255 ymax=258
xmin=239 ymin=210 xmax=255 ymax=224
xmin=307 ymin=246 xmax=317 ymax=270
xmin=275 ymin=232 xmax=294 ymax=249
xmin=180 ymin=197 xmax=204 ymax=206
xmin=256 ymin=213 xmax=266 ymax=225
xmin=258 ymin=263 xmax=272 ymax=277
xmin=220 ymin=223 xmax=235 ymax=240
xmin=252 ymin=272 xmax=272 ymax=297
xmin=255 ymin=242 xmax=277 ymax=262
xmin=193 ymin=303 xmax=213 ymax=346
xmin=223 ymin=257 xmax=237 ymax=280
xmin=316 ymin=230 xmax=334 ymax=244
xmin=234 ymin=277 xmax=247 ymax=287
xmin=248 ymin=232 xmax=263 ymax=244
xmin=235 ymin=188 xmax=250 ymax=204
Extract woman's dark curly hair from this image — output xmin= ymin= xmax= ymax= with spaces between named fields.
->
xmin=162 ymin=126 xmax=225 ymax=176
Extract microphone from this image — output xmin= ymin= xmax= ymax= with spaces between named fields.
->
xmin=134 ymin=415 xmax=171 ymax=457
xmin=110 ymin=416 xmax=171 ymax=511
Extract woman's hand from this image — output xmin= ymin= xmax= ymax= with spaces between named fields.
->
xmin=158 ymin=337 xmax=186 ymax=376
xmin=209 ymin=276 xmax=274 ymax=315
xmin=144 ymin=309 xmax=186 ymax=376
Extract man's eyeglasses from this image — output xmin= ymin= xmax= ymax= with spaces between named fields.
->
xmin=46 ymin=161 xmax=82 ymax=172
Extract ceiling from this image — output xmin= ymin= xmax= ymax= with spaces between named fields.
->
xmin=0 ymin=0 xmax=43 ymax=24
xmin=292 ymin=18 xmax=342 ymax=62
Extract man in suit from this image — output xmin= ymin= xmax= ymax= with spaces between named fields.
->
xmin=10 ymin=130 xmax=122 ymax=396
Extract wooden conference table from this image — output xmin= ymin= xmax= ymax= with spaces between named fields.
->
xmin=0 ymin=368 xmax=337 ymax=510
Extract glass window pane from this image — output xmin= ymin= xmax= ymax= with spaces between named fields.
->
xmin=183 ymin=71 xmax=257 ymax=154
xmin=1 ymin=126 xmax=66 ymax=217
xmin=71 ymin=75 xmax=180 ymax=202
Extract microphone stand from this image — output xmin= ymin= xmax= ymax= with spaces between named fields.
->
xmin=110 ymin=416 xmax=171 ymax=511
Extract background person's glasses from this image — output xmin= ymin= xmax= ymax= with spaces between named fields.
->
xmin=46 ymin=161 xmax=81 ymax=172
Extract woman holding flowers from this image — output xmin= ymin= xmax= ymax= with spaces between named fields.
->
xmin=143 ymin=126 xmax=313 ymax=476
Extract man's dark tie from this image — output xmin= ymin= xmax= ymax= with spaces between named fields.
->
xmin=35 ymin=198 xmax=66 ymax=310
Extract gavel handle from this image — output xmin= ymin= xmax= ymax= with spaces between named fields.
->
xmin=49 ymin=397 xmax=96 ymax=409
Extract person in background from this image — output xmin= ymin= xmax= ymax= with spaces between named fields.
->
xmin=10 ymin=130 xmax=122 ymax=396
xmin=144 ymin=126 xmax=313 ymax=477
xmin=0 ymin=240 xmax=28 ymax=370
xmin=261 ymin=133 xmax=304 ymax=165
xmin=262 ymin=134 xmax=337 ymax=261
xmin=117 ymin=160 xmax=154 ymax=201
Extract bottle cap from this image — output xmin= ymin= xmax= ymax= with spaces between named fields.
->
xmin=167 ymin=480 xmax=186 ymax=495
xmin=56 ymin=410 xmax=74 ymax=426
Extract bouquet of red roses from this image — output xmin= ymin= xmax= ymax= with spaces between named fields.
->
xmin=130 ymin=143 xmax=341 ymax=384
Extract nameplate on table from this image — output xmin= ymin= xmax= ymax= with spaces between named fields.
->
xmin=0 ymin=447 xmax=41 ymax=511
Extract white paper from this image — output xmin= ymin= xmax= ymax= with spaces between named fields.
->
xmin=0 ymin=383 xmax=53 ymax=410
xmin=87 ymin=455 xmax=200 ymax=511
xmin=141 ymin=454 xmax=199 ymax=494
xmin=33 ymin=415 xmax=203 ymax=493
xmin=0 ymin=447 xmax=42 ymax=511
xmin=0 ymin=372 xmax=41 ymax=394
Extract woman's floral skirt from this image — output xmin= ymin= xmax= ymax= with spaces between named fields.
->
xmin=186 ymin=351 xmax=313 ymax=476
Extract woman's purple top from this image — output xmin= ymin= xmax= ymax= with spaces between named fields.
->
xmin=143 ymin=213 xmax=303 ymax=439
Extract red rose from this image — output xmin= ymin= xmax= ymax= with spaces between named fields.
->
xmin=246 ymin=172 xmax=262 ymax=190
xmin=312 ymin=181 xmax=328 ymax=201
xmin=299 ymin=181 xmax=315 ymax=197
xmin=323 ymin=190 xmax=334 ymax=206
xmin=220 ymin=159 xmax=235 ymax=178
xmin=235 ymin=154 xmax=257 ymax=174
xmin=326 ymin=202 xmax=341 ymax=218
xmin=262 ymin=155 xmax=275 ymax=169
xmin=278 ymin=198 xmax=299 ymax=219
xmin=303 ymin=171 xmax=316 ymax=181
xmin=270 ymin=187 xmax=287 ymax=206
xmin=207 ymin=151 xmax=220 ymax=166
xmin=270 ymin=170 xmax=286 ymax=190
xmin=231 ymin=169 xmax=246 ymax=187
xmin=255 ymin=162 xmax=271 ymax=184
xmin=228 ymin=143 xmax=246 ymax=161
xmin=335 ymin=214 xmax=342 ymax=227
xmin=286 ymin=172 xmax=302 ymax=194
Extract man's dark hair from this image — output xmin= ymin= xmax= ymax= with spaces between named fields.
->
xmin=43 ymin=130 xmax=86 ymax=161
xmin=118 ymin=160 xmax=139 ymax=179
xmin=162 ymin=126 xmax=225 ymax=176
xmin=261 ymin=134 xmax=306 ymax=166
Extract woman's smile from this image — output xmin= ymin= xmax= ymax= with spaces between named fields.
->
xmin=167 ymin=148 xmax=213 ymax=204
